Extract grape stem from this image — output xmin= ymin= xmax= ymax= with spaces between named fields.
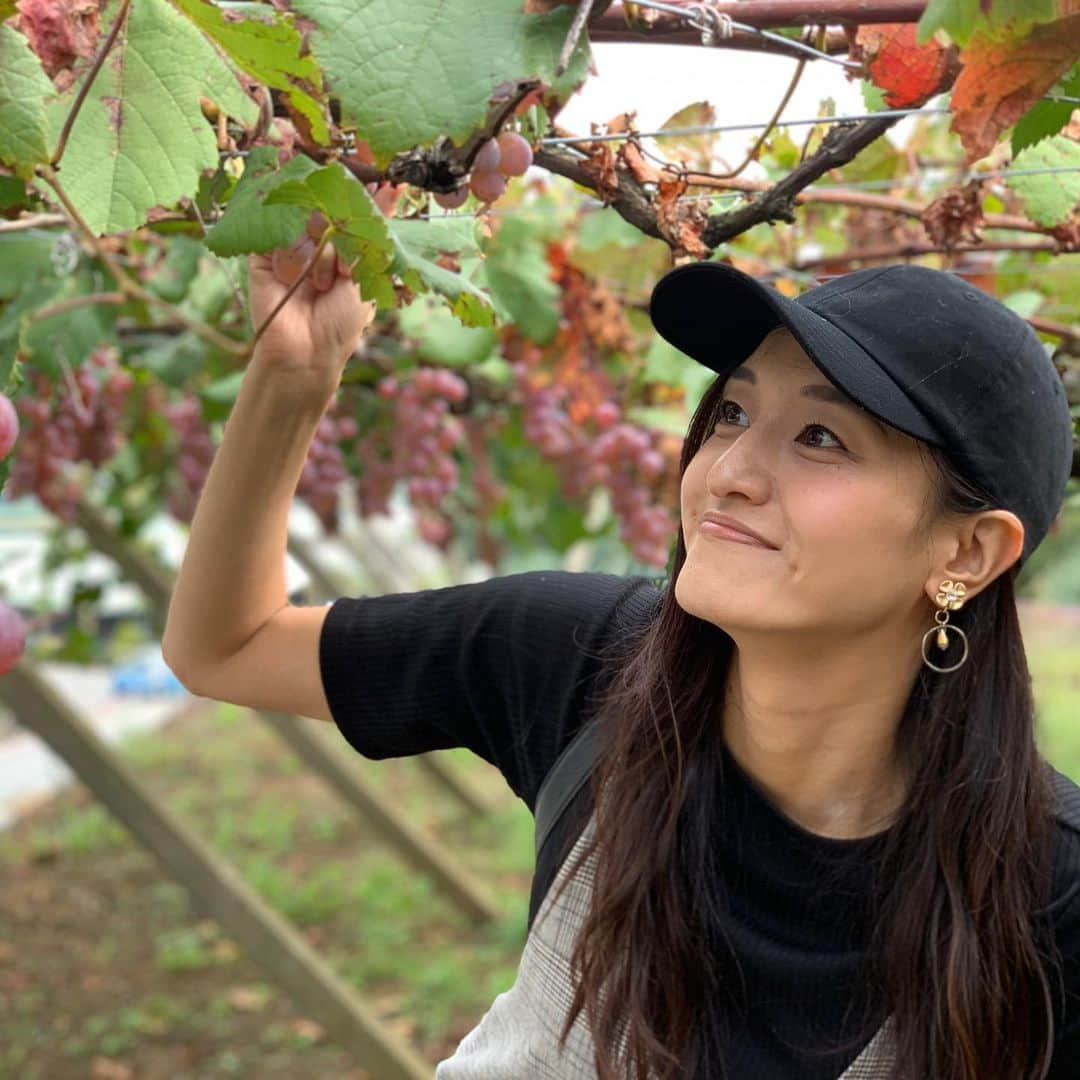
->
xmin=51 ymin=0 xmax=133 ymax=169
xmin=246 ymin=223 xmax=342 ymax=357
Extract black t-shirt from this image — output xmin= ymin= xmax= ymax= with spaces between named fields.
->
xmin=319 ymin=569 xmax=1080 ymax=1077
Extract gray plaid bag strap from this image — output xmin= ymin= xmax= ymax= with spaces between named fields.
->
xmin=836 ymin=1015 xmax=897 ymax=1078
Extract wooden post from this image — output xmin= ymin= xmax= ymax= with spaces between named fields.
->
xmin=0 ymin=660 xmax=432 ymax=1080
xmin=72 ymin=495 xmax=497 ymax=916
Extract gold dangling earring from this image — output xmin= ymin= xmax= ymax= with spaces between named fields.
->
xmin=921 ymin=579 xmax=969 ymax=673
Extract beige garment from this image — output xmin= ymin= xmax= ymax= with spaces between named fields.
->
xmin=436 ymin=813 xmax=895 ymax=1078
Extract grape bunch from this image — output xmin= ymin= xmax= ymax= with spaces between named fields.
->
xmin=297 ymin=400 xmax=356 ymax=534
xmin=6 ymin=346 xmax=134 ymax=522
xmin=161 ymin=394 xmax=215 ymax=525
xmin=511 ymin=362 xmax=677 ymax=567
xmin=353 ymin=367 xmax=468 ymax=549
xmin=461 ymin=412 xmax=508 ymax=567
xmin=589 ymin=421 xmax=676 ymax=568
xmin=434 ymin=131 xmax=534 ymax=209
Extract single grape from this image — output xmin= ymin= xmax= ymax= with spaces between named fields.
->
xmin=434 ymin=185 xmax=469 ymax=210
xmin=470 ymin=170 xmax=507 ymax=203
xmin=496 ymin=131 xmax=533 ymax=177
xmin=0 ymin=394 xmax=19 ymax=459
xmin=272 ymin=237 xmax=315 ymax=285
xmin=473 ymin=137 xmax=501 ymax=174
xmin=305 ymin=210 xmax=329 ymax=241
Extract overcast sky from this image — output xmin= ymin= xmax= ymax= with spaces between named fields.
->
xmin=558 ymin=39 xmax=919 ymax=176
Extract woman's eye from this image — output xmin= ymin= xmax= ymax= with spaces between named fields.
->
xmin=713 ymin=399 xmax=846 ymax=451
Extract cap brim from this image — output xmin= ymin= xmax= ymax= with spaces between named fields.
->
xmin=648 ymin=262 xmax=945 ymax=447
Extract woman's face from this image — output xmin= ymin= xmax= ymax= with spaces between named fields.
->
xmin=676 ymin=326 xmax=939 ymax=642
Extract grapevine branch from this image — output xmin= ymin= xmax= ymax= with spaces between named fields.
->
xmin=530 ymin=110 xmax=906 ymax=249
xmin=703 ymin=112 xmax=904 ymax=245
xmin=32 ymin=164 xmax=247 ymax=358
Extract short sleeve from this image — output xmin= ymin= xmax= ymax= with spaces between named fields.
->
xmin=318 ymin=569 xmax=661 ymax=810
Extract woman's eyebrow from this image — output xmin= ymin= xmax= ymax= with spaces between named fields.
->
xmin=726 ymin=365 xmax=890 ymax=436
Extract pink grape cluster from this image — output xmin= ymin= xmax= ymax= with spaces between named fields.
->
xmin=297 ymin=402 xmax=357 ymax=534
xmin=590 ymin=421 xmax=676 ymax=568
xmin=434 ymin=131 xmax=534 ymax=209
xmin=6 ymin=346 xmax=134 ymax=522
xmin=461 ymin=412 xmax=507 ymax=567
xmin=511 ymin=363 xmax=676 ymax=567
xmin=354 ymin=367 xmax=468 ymax=548
xmin=161 ymin=394 xmax=215 ymax=525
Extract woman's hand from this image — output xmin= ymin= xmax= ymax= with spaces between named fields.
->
xmin=245 ymin=211 xmax=377 ymax=403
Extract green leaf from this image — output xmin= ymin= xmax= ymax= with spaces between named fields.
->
xmin=289 ymin=0 xmax=592 ymax=168
xmin=860 ymin=79 xmax=888 ymax=114
xmin=916 ymin=0 xmax=1056 ymax=46
xmin=387 ymin=217 xmax=495 ymax=328
xmin=262 ymin=159 xmax=398 ymax=311
xmin=0 ymin=230 xmax=57 ymax=300
xmin=576 ymin=206 xmax=646 ymax=252
xmin=145 ymin=234 xmax=205 ymax=304
xmin=1000 ymin=289 xmax=1045 ymax=319
xmin=1007 ymin=136 xmax=1080 ymax=227
xmin=396 ymin=293 xmax=498 ymax=367
xmin=476 ymin=217 xmax=558 ymax=342
xmin=1011 ymin=65 xmax=1080 ymax=157
xmin=17 ymin=270 xmax=118 ymax=381
xmin=0 ymin=23 xmax=56 ymax=171
xmin=199 ymin=369 xmax=246 ymax=406
xmin=169 ymin=0 xmax=330 ymax=145
xmin=203 ymin=145 xmax=321 ymax=256
xmin=627 ymin=404 xmax=690 ymax=438
xmin=43 ymin=0 xmax=259 ymax=235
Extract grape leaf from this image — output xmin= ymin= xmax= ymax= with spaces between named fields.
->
xmin=476 ymin=217 xmax=559 ymax=342
xmin=169 ymin=0 xmax=329 ymax=146
xmin=262 ymin=160 xmax=398 ymax=311
xmin=917 ymin=0 xmax=1058 ymax=47
xmin=42 ymin=0 xmax=259 ymax=235
xmin=0 ymin=0 xmax=16 ymax=19
xmin=288 ymin=0 xmax=592 ymax=169
xmin=855 ymin=23 xmax=957 ymax=109
xmin=0 ymin=22 xmax=56 ymax=172
xmin=1011 ymin=63 xmax=1080 ymax=154
xmin=203 ymin=145 xmax=321 ymax=256
xmin=396 ymin=293 xmax=499 ymax=367
xmin=1006 ymin=134 xmax=1080 ymax=225
xmin=388 ymin=238 xmax=495 ymax=329
xmin=950 ymin=13 xmax=1080 ymax=162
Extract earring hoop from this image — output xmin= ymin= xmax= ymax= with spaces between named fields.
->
xmin=921 ymin=579 xmax=969 ymax=673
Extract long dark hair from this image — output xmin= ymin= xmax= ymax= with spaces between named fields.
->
xmin=549 ymin=369 xmax=1065 ymax=1079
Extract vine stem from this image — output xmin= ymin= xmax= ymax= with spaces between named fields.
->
xmin=32 ymin=163 xmax=247 ymax=358
xmin=28 ymin=292 xmax=126 ymax=324
xmin=50 ymin=0 xmax=133 ymax=168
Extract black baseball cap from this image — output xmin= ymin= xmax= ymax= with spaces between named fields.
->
xmin=648 ymin=261 xmax=1076 ymax=568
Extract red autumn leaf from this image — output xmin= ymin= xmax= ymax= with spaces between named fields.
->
xmin=853 ymin=23 xmax=959 ymax=109
xmin=14 ymin=0 xmax=101 ymax=81
xmin=950 ymin=13 xmax=1080 ymax=163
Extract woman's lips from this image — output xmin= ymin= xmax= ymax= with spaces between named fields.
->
xmin=698 ymin=521 xmax=774 ymax=548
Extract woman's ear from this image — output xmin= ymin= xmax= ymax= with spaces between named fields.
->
xmin=928 ymin=510 xmax=1024 ymax=602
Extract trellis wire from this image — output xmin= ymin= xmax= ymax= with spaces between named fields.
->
xmin=539 ymin=96 xmax=1080 ymax=147
xmin=613 ymin=0 xmax=865 ymax=68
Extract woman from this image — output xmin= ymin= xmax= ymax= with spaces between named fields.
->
xmin=164 ymin=240 xmax=1079 ymax=1079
